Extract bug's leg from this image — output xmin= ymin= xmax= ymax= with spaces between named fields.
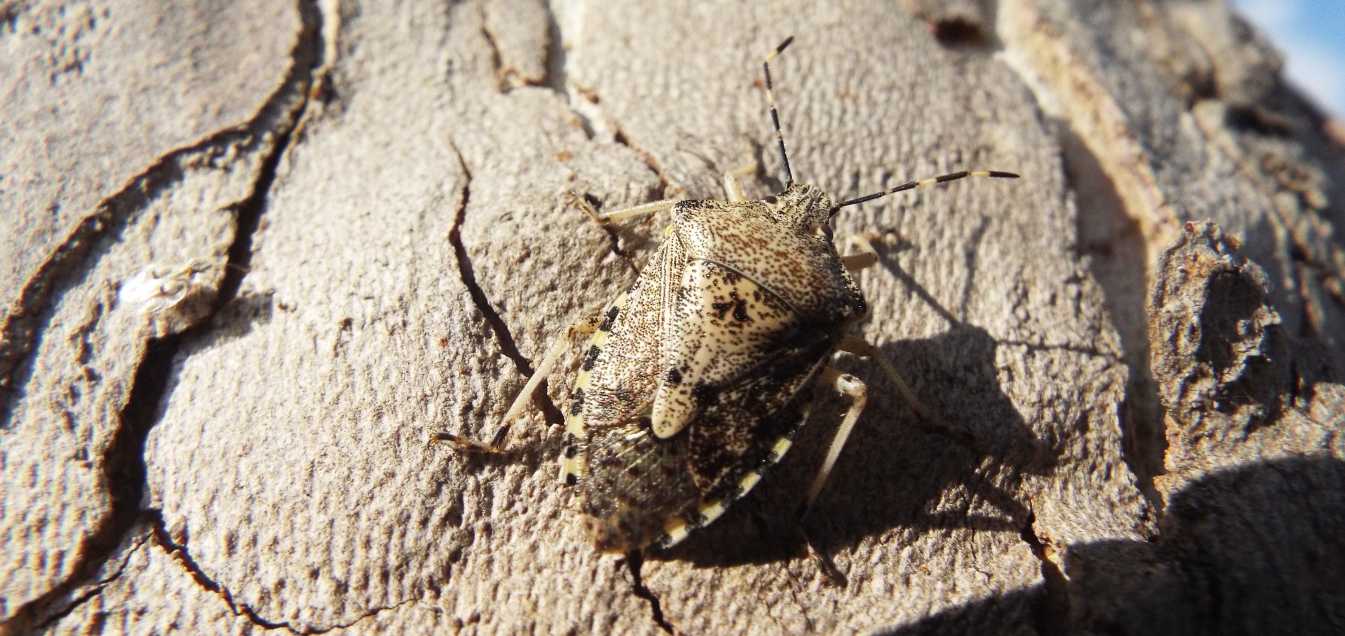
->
xmin=839 ymin=232 xmax=880 ymax=272
xmin=600 ymin=199 xmax=681 ymax=223
xmin=435 ymin=310 xmax=601 ymax=453
xmin=568 ymin=192 xmax=681 ymax=225
xmin=801 ymin=367 xmax=868 ymax=514
xmin=797 ymin=366 xmax=866 ymax=586
xmin=837 ymin=334 xmax=939 ymax=423
xmin=722 ymin=161 xmax=757 ymax=202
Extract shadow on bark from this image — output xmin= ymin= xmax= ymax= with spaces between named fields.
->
xmin=879 ymin=455 xmax=1345 ymax=635
xmin=662 ymin=319 xmax=1048 ymax=570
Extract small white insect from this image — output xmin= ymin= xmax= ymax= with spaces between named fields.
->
xmin=118 ymin=259 xmax=218 ymax=337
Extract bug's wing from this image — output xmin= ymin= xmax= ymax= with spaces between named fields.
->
xmin=685 ymin=322 xmax=834 ymax=494
xmin=650 ymin=258 xmax=805 ymax=439
xmin=650 ymin=256 xmax=837 ymax=493
xmin=580 ymin=409 xmax=698 ymax=550
xmin=572 ymin=237 xmax=703 ymax=551
xmin=578 ymin=311 xmax=832 ymax=551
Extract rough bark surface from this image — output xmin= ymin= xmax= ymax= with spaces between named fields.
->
xmin=1 ymin=0 xmax=1341 ymax=634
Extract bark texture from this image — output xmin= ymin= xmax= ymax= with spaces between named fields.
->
xmin=1 ymin=0 xmax=1342 ymax=634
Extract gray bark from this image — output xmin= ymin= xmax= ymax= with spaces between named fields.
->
xmin=2 ymin=0 xmax=1342 ymax=634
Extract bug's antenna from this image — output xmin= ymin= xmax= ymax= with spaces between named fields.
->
xmin=764 ymin=36 xmax=795 ymax=188
xmin=830 ymin=170 xmax=1020 ymax=215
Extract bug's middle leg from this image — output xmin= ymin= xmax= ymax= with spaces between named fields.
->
xmin=839 ymin=232 xmax=880 ymax=272
xmin=796 ymin=365 xmax=867 ymax=585
xmin=435 ymin=309 xmax=602 ymax=453
xmin=801 ymin=366 xmax=868 ymax=515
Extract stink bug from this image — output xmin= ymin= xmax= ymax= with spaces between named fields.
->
xmin=441 ymin=37 xmax=1017 ymax=564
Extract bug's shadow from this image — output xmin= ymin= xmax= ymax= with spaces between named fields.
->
xmin=661 ymin=319 xmax=1051 ymax=569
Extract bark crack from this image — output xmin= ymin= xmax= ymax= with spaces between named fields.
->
xmin=995 ymin=5 xmax=1167 ymax=521
xmin=0 ymin=0 xmax=327 ymax=630
xmin=612 ymin=127 xmax=675 ymax=201
xmin=147 ymin=511 xmax=289 ymax=631
xmin=1018 ymin=511 xmax=1071 ymax=636
xmin=0 ymin=1 xmax=320 ymax=423
xmin=540 ymin=0 xmax=678 ymax=272
xmin=149 ymin=511 xmax=417 ymax=634
xmin=541 ymin=0 xmax=598 ymax=139
xmin=625 ymin=552 xmax=675 ymax=635
xmin=447 ymin=143 xmax=565 ymax=427
xmin=34 ymin=534 xmax=150 ymax=630
xmin=477 ymin=4 xmax=508 ymax=93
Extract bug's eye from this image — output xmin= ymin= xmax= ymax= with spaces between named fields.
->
xmin=763 ymin=195 xmax=778 ymax=205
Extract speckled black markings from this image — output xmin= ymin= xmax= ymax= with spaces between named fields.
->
xmin=568 ymin=387 xmax=584 ymax=415
xmin=598 ymin=305 xmax=620 ymax=332
xmin=581 ymin=345 xmax=601 ymax=370
xmin=551 ymin=31 xmax=1018 ymax=550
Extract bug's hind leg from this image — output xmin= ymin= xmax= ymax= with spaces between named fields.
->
xmin=434 ymin=310 xmax=602 ymax=453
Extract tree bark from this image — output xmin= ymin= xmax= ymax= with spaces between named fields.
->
xmin=2 ymin=0 xmax=1342 ymax=634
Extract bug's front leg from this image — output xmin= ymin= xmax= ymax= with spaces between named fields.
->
xmin=434 ymin=310 xmax=602 ymax=453
xmin=721 ymin=161 xmax=758 ymax=202
xmin=568 ymin=193 xmax=682 ymax=225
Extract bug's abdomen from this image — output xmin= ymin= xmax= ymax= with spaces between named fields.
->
xmin=578 ymin=384 xmax=819 ymax=552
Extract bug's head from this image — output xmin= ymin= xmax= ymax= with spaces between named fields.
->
xmin=767 ymin=182 xmax=834 ymax=231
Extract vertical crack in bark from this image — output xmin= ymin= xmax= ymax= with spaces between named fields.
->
xmin=541 ymin=0 xmax=597 ymax=139
xmin=1018 ymin=511 xmax=1071 ymax=636
xmin=1055 ymin=125 xmax=1165 ymax=518
xmin=543 ymin=1 xmax=676 ymax=272
xmin=477 ymin=4 xmax=508 ymax=93
xmin=447 ymin=144 xmax=565 ymax=427
xmin=612 ymin=127 xmax=673 ymax=201
xmin=0 ymin=1 xmax=326 ymax=630
xmin=996 ymin=5 xmax=1168 ymax=522
xmin=625 ymin=552 xmax=674 ymax=635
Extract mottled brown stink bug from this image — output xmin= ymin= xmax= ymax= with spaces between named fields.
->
xmin=442 ymin=37 xmax=1017 ymax=563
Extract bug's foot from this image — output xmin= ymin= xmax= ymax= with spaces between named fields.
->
xmin=564 ymin=190 xmax=608 ymax=227
xmin=803 ymin=530 xmax=847 ymax=587
xmin=797 ymin=518 xmax=847 ymax=587
xmin=431 ymin=431 xmax=507 ymax=454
